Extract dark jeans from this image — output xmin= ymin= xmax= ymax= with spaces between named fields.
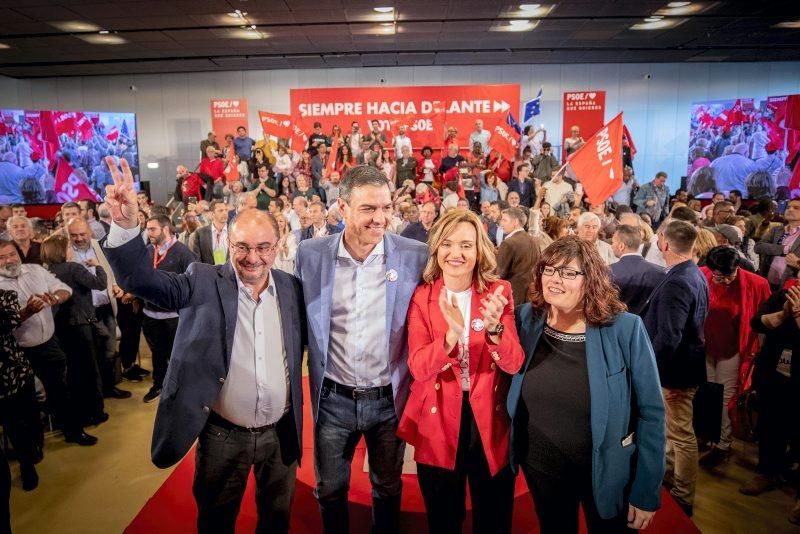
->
xmin=0 ymin=446 xmax=9 ymax=534
xmin=93 ymin=304 xmax=119 ymax=393
xmin=521 ymin=465 xmax=633 ymax=534
xmin=757 ymin=372 xmax=800 ymax=495
xmin=193 ymin=413 xmax=297 ymax=534
xmin=22 ymin=336 xmax=83 ymax=437
xmin=116 ymin=297 xmax=143 ymax=369
xmin=141 ymin=316 xmax=178 ymax=390
xmin=417 ymin=393 xmax=515 ymax=534
xmin=0 ymin=379 xmax=42 ymax=466
xmin=58 ymin=323 xmax=104 ymax=420
xmin=314 ymin=380 xmax=404 ymax=534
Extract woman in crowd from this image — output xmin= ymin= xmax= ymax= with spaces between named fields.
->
xmin=295 ymin=150 xmax=312 ymax=183
xmin=398 ymin=209 xmax=524 ymax=534
xmin=693 ymin=228 xmax=718 ymax=266
xmin=740 ymin=276 xmax=800 ymax=525
xmin=468 ymin=141 xmax=486 ymax=167
xmin=42 ymin=234 xmax=108 ymax=427
xmin=417 ymin=145 xmax=440 ymax=190
xmin=248 ymin=146 xmax=269 ymax=176
xmin=699 ymin=246 xmax=771 ymax=466
xmin=377 ymin=148 xmax=395 ymax=185
xmin=272 ymin=213 xmax=297 ymax=274
xmin=278 ymin=175 xmax=294 ymax=198
xmin=0 ymin=288 xmax=41 ymax=492
xmin=292 ymin=174 xmax=316 ymax=201
xmin=273 ymin=145 xmax=293 ymax=180
xmin=507 ymin=236 xmax=665 ymax=533
xmin=480 ymin=170 xmax=501 ymax=204
xmin=542 ymin=216 xmax=568 ymax=242
xmin=335 ymin=143 xmax=355 ymax=177
xmin=415 ymin=182 xmax=440 ymax=208
xmin=328 ymin=124 xmax=343 ymax=148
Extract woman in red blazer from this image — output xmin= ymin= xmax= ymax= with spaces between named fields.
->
xmin=398 ymin=209 xmax=524 ymax=534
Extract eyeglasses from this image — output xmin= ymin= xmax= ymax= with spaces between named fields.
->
xmin=231 ymin=242 xmax=276 ymax=256
xmin=711 ymin=269 xmax=738 ymax=283
xmin=540 ymin=265 xmax=585 ymax=280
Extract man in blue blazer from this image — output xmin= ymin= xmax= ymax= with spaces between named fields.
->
xmin=609 ymin=224 xmax=666 ymax=316
xmin=642 ymin=220 xmax=709 ymax=517
xmin=101 ymin=157 xmax=306 ymax=534
xmin=295 ymin=166 xmax=427 ymax=534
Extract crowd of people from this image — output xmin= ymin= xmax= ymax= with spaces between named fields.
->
xmin=0 ymin=116 xmax=798 ymax=534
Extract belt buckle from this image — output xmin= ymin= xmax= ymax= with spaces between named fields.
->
xmin=352 ymin=387 xmax=367 ymax=399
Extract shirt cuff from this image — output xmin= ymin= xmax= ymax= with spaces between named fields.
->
xmin=105 ymin=223 xmax=142 ymax=248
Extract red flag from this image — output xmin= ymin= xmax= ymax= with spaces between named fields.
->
xmin=789 ymin=163 xmax=800 ymax=194
xmin=39 ymin=111 xmax=60 ymax=146
xmin=566 ymin=112 xmax=624 ymax=206
xmin=457 ymin=176 xmax=466 ymax=200
xmin=74 ymin=113 xmax=94 ymax=142
xmin=54 ymin=157 xmax=102 ymax=203
xmin=488 ymin=113 xmax=520 ymax=162
xmin=622 ymin=124 xmax=636 ymax=160
xmin=258 ymin=111 xmax=292 ymax=139
xmin=289 ymin=115 xmax=309 ymax=152
xmin=223 ymin=147 xmax=240 ymax=183
xmin=53 ymin=111 xmax=77 ymax=136
xmin=106 ymin=126 xmax=119 ymax=141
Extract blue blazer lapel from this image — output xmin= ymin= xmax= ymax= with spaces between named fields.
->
xmin=507 ymin=308 xmax=544 ymax=420
xmin=586 ymin=326 xmax=609 ymax=452
xmin=273 ymin=272 xmax=296 ymax=379
xmin=384 ymin=235 xmax=398 ymax=340
xmin=318 ymin=235 xmax=339 ymax=360
xmin=216 ymin=263 xmax=238 ymax=369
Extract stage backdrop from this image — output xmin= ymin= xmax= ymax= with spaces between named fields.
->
xmin=210 ymin=98 xmax=249 ymax=140
xmin=0 ymin=108 xmax=138 ymax=205
xmin=289 ymin=84 xmax=520 ymax=151
xmin=562 ymin=90 xmax=606 ymax=161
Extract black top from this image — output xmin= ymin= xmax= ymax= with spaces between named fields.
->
xmin=49 ymin=262 xmax=107 ymax=326
xmin=14 ymin=241 xmax=41 ymax=265
xmin=400 ymin=221 xmax=430 ymax=244
xmin=517 ymin=325 xmax=592 ymax=476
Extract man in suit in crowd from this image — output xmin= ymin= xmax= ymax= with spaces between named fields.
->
xmin=642 ymin=220 xmax=709 ymax=517
xmin=507 ymin=163 xmax=535 ymax=208
xmin=311 ymin=144 xmax=330 ymax=189
xmin=755 ymin=197 xmax=800 ymax=290
xmin=102 ymin=157 xmax=306 ymax=533
xmin=400 ymin=201 xmax=437 ymax=243
xmin=610 ymin=224 xmax=666 ymax=315
xmin=496 ymin=207 xmax=539 ymax=305
xmin=301 ymin=201 xmax=341 ymax=241
xmin=486 ymin=201 xmax=507 ymax=246
xmin=67 ymin=217 xmax=131 ymax=400
xmin=295 ymin=166 xmax=427 ymax=534
xmin=190 ymin=200 xmax=229 ymax=265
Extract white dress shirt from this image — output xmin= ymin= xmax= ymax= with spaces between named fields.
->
xmin=326 ymin=236 xmax=390 ymax=387
xmin=0 ymin=264 xmax=72 ymax=347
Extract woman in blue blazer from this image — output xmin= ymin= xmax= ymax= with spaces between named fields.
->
xmin=507 ymin=236 xmax=665 ymax=533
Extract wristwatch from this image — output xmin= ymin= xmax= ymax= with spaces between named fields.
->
xmin=487 ymin=323 xmax=504 ymax=336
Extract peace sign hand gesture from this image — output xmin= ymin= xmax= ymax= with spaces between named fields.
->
xmin=104 ymin=156 xmax=139 ymax=230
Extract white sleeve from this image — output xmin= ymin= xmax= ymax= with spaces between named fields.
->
xmin=105 ymin=222 xmax=144 ymax=248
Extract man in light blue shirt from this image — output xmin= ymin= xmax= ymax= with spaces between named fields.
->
xmin=233 ymin=126 xmax=255 ymax=161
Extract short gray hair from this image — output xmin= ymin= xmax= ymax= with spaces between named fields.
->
xmin=339 ymin=165 xmax=390 ymax=203
xmin=577 ymin=212 xmax=601 ymax=227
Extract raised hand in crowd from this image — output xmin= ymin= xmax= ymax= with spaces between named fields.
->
xmin=103 ymin=156 xmax=139 ymax=230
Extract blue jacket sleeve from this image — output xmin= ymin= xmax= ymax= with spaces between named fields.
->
xmin=643 ymin=278 xmax=690 ymax=364
xmin=627 ymin=316 xmax=666 ymax=512
xmin=104 ymin=234 xmax=194 ymax=311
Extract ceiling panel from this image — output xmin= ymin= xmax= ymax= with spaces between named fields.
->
xmin=0 ymin=0 xmax=797 ymax=77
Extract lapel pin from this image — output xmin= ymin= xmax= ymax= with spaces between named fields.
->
xmin=386 ymin=269 xmax=398 ymax=282
xmin=471 ymin=318 xmax=485 ymax=332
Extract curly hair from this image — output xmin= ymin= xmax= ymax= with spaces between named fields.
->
xmin=528 ymin=236 xmax=627 ymax=326
xmin=422 ymin=209 xmax=498 ymax=293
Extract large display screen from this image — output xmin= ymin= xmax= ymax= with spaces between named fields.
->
xmin=0 ymin=109 xmax=138 ymax=204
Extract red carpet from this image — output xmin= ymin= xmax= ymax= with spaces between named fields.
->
xmin=126 ymin=380 xmax=699 ymax=533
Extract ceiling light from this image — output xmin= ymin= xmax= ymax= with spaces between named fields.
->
xmin=49 ymin=21 xmax=101 ymax=32
xmin=519 ymin=3 xmax=541 ymax=9
xmin=228 ymin=10 xmax=247 ymax=17
xmin=373 ymin=6 xmax=394 ymax=13
xmin=146 ymin=162 xmax=159 ymax=169
xmin=98 ymin=30 xmax=109 ymax=34
xmin=78 ymin=34 xmax=127 ymax=45
xmin=509 ymin=19 xmax=530 ymax=26
xmin=492 ymin=20 xmax=540 ymax=32
xmin=655 ymin=1 xmax=713 ymax=16
xmin=380 ymin=22 xmax=394 ymax=27
xmin=774 ymin=20 xmax=800 ymax=29
xmin=630 ymin=18 xmax=687 ymax=30
xmin=644 ymin=17 xmax=662 ymax=22
xmin=0 ymin=43 xmax=9 ymax=49
xmin=667 ymin=1 xmax=691 ymax=6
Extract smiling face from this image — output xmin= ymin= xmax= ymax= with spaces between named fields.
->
xmin=437 ymin=221 xmax=477 ymax=282
xmin=229 ymin=211 xmax=279 ymax=287
xmin=541 ymin=258 xmax=585 ymax=313
xmin=338 ymin=184 xmax=392 ymax=248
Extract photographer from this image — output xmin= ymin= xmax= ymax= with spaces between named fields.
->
xmin=531 ymin=142 xmax=559 ymax=181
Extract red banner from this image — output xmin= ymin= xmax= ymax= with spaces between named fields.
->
xmin=566 ymin=112 xmax=624 ymax=206
xmin=562 ymin=91 xmax=606 ymax=161
xmin=489 ymin=113 xmax=520 ymax=162
xmin=258 ymin=111 xmax=292 ymax=139
xmin=210 ymin=99 xmax=249 ymax=140
xmin=54 ymin=157 xmax=102 ymax=203
xmin=290 ymin=84 xmax=519 ymax=152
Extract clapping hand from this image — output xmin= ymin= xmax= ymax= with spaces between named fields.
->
xmin=479 ymin=285 xmax=508 ymax=331
xmin=104 ymin=156 xmax=139 ymax=230
xmin=438 ymin=288 xmax=465 ymax=339
xmin=786 ymin=285 xmax=800 ymax=317
xmin=785 ymin=252 xmax=800 ymax=269
xmin=25 ymin=294 xmax=48 ymax=314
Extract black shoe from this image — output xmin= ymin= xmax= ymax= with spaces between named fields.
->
xmin=122 ymin=368 xmax=143 ymax=382
xmin=143 ymin=388 xmax=161 ymax=403
xmin=700 ymin=446 xmax=731 ymax=468
xmin=20 ymin=463 xmax=38 ymax=491
xmin=131 ymin=365 xmax=150 ymax=377
xmin=675 ymin=499 xmax=693 ymax=517
xmin=64 ymin=431 xmax=98 ymax=446
xmin=85 ymin=412 xmax=109 ymax=426
xmin=104 ymin=387 xmax=132 ymax=399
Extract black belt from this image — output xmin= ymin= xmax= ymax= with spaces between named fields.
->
xmin=207 ymin=411 xmax=276 ymax=434
xmin=323 ymin=378 xmax=393 ymax=400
